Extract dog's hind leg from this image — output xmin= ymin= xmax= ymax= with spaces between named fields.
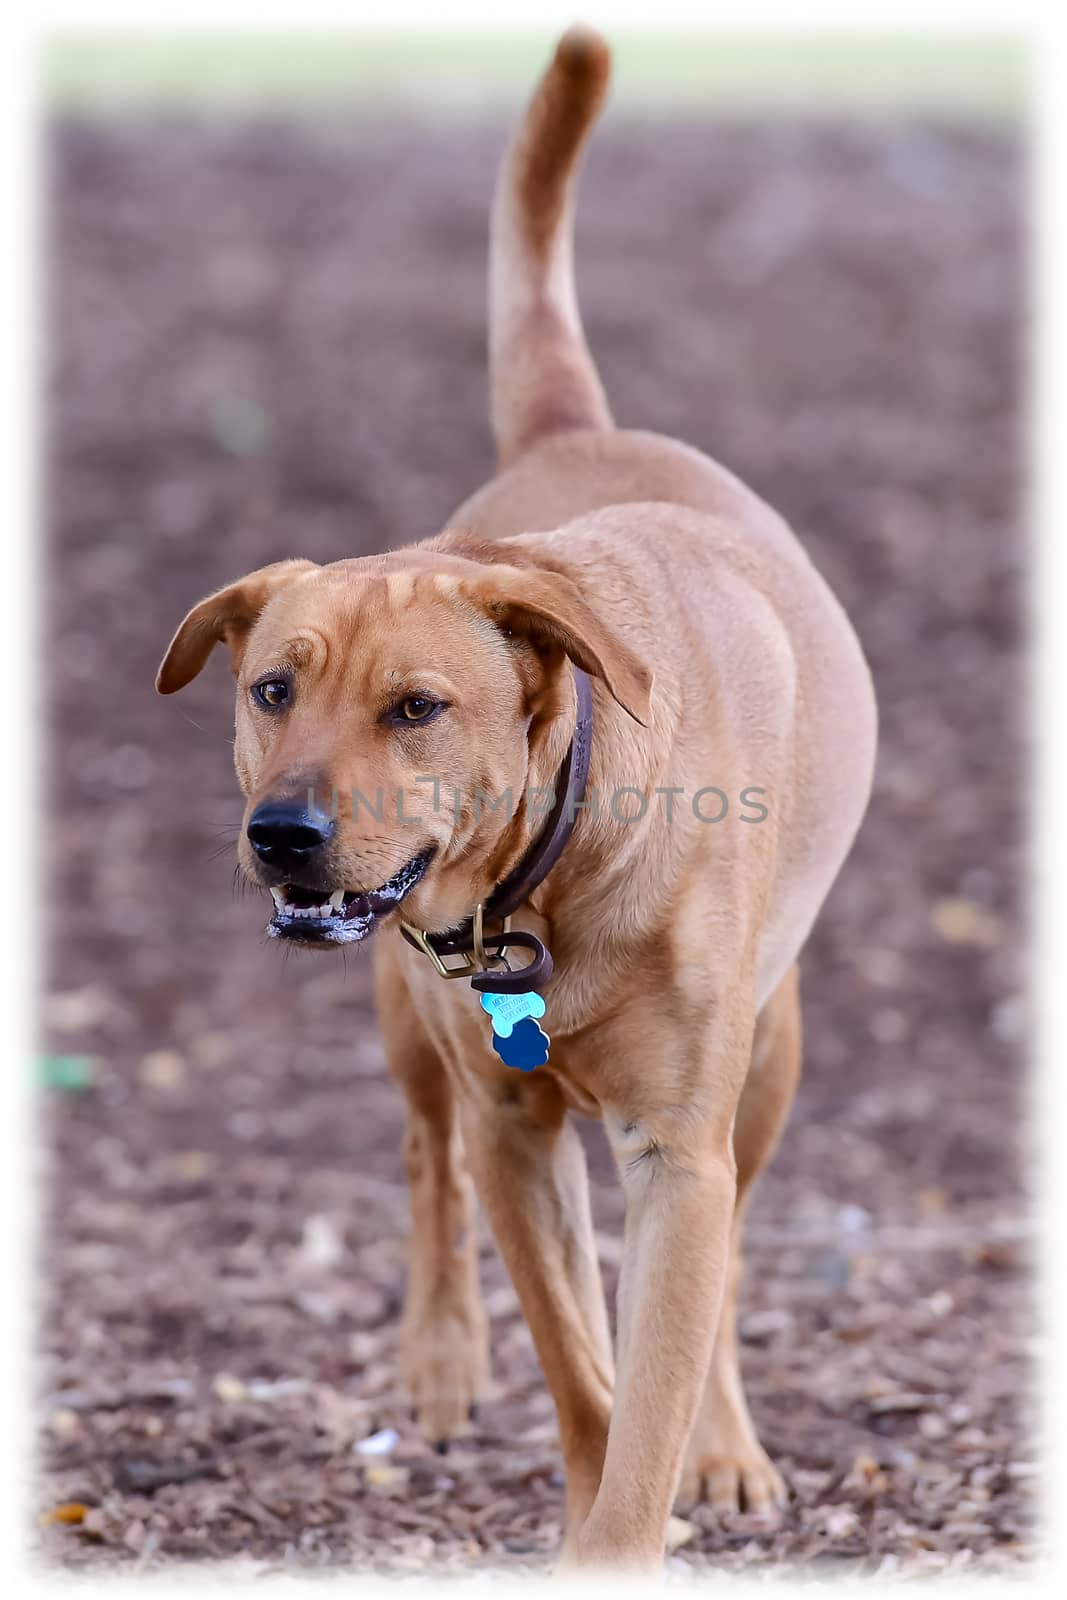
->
xmin=489 ymin=26 xmax=614 ymax=467
xmin=375 ymin=949 xmax=489 ymax=1448
xmin=676 ymin=963 xmax=802 ymax=1513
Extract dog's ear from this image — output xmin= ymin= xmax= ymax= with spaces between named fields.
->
xmin=155 ymin=560 xmax=318 ymax=694
xmin=464 ymin=564 xmax=653 ymax=726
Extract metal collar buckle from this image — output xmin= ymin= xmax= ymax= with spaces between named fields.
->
xmin=400 ymin=903 xmax=510 ymax=982
xmin=400 ymin=903 xmax=554 ymax=995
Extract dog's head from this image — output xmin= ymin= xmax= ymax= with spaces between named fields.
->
xmin=156 ymin=544 xmax=651 ymax=948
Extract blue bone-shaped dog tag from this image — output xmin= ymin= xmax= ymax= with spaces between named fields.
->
xmin=479 ymin=990 xmax=546 ymax=1037
xmin=479 ymin=991 xmax=550 ymax=1070
xmin=491 ymin=1017 xmax=550 ymax=1071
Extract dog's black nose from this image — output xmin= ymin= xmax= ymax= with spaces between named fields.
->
xmin=247 ymin=802 xmax=334 ymax=866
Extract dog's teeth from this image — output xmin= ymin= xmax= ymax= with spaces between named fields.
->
xmin=268 ymin=886 xmax=351 ymax=921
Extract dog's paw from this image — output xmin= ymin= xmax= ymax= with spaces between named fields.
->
xmin=676 ymin=1439 xmax=786 ymax=1517
xmin=399 ymin=1305 xmax=489 ymax=1449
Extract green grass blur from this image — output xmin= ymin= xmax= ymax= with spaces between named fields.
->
xmin=43 ymin=31 xmax=1025 ymax=118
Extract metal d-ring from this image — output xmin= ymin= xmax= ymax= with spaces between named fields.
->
xmin=470 ymin=930 xmax=554 ymax=995
xmin=471 ymin=903 xmax=511 ymax=972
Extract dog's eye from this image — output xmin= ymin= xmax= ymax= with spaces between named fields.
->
xmin=252 ymin=679 xmax=290 ymax=710
xmin=397 ymin=695 xmax=441 ymax=723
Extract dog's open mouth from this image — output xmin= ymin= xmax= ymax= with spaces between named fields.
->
xmin=266 ymin=850 xmax=433 ymax=946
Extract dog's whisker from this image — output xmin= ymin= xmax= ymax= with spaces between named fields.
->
xmin=174 ymin=708 xmax=229 ymax=740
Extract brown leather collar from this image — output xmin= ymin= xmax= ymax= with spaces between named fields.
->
xmin=400 ymin=667 xmax=593 ymax=992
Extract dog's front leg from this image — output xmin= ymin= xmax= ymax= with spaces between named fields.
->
xmin=568 ymin=1002 xmax=753 ymax=1571
xmin=376 ymin=950 xmax=489 ymax=1446
xmin=456 ymin=1069 xmax=615 ymax=1541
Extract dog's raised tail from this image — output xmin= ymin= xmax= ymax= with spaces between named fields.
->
xmin=489 ymin=26 xmax=613 ymax=468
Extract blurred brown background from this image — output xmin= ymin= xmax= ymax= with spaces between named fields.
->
xmin=42 ymin=36 xmax=1029 ymax=1576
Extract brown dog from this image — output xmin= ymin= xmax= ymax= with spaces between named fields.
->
xmin=157 ymin=28 xmax=876 ymax=1571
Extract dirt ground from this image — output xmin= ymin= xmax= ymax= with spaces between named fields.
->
xmin=41 ymin=108 xmax=1030 ymax=1577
